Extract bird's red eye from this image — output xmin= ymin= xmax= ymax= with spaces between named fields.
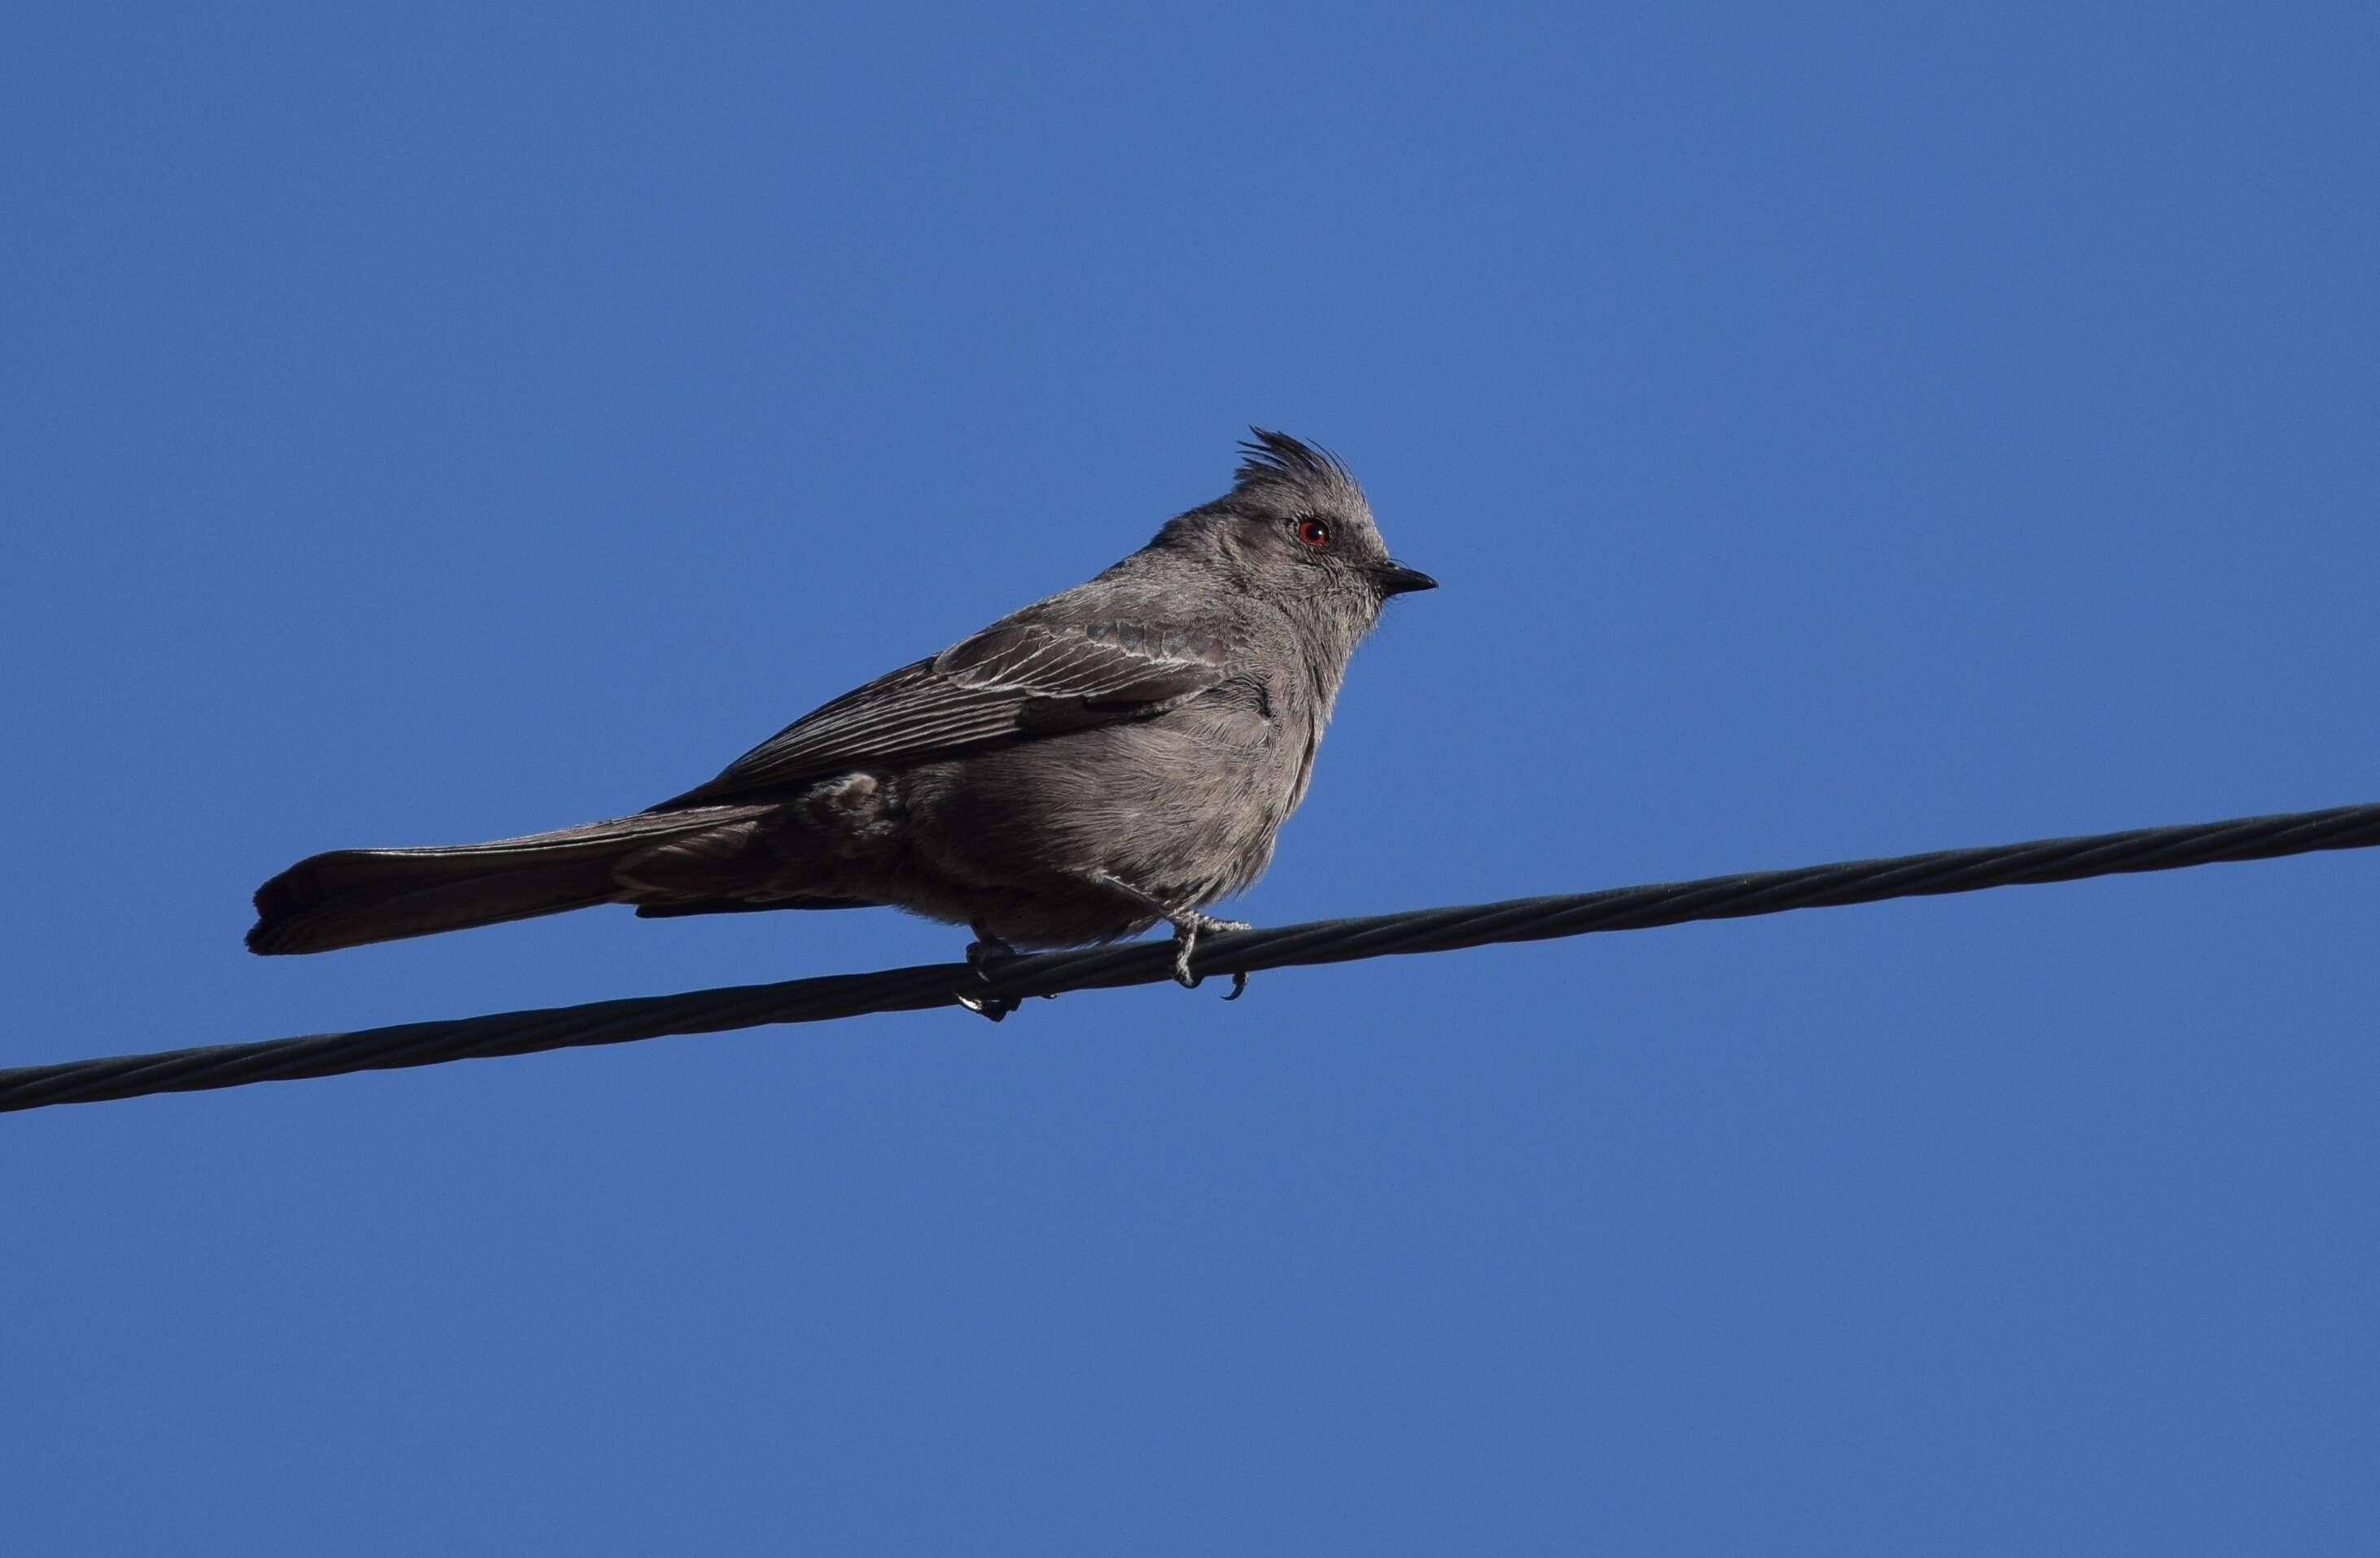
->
xmin=1296 ymin=518 xmax=1331 ymax=547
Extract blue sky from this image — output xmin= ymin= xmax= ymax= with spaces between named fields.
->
xmin=5 ymin=2 xmax=2377 ymax=1551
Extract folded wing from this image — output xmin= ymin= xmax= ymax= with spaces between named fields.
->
xmin=654 ymin=620 xmax=1231 ymax=807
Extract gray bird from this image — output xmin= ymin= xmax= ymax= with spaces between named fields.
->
xmin=247 ymin=430 xmax=1435 ymax=1007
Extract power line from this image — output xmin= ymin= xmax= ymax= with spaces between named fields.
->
xmin=6 ymin=801 xmax=2376 ymax=1114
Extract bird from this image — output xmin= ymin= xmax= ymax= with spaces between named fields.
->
xmin=247 ymin=428 xmax=1435 ymax=1012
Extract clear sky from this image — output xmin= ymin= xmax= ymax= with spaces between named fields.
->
xmin=5 ymin=2 xmax=2377 ymax=1551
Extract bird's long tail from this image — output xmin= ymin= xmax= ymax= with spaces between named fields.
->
xmin=245 ymin=805 xmax=773 ymax=955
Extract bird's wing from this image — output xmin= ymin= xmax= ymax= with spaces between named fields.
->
xmin=655 ymin=620 xmax=1232 ymax=805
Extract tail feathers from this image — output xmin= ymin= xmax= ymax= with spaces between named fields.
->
xmin=246 ymin=805 xmax=772 ymax=955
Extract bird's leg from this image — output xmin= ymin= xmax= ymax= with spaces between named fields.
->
xmin=957 ymin=925 xmax=1022 ymax=1021
xmin=1091 ymin=871 xmax=1252 ymax=996
xmin=966 ymin=927 xmax=1017 ymax=976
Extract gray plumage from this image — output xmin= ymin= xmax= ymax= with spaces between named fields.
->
xmin=247 ymin=429 xmax=1435 ymax=990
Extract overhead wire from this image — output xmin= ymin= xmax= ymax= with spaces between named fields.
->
xmin=5 ymin=801 xmax=2376 ymax=1113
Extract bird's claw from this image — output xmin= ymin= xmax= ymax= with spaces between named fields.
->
xmin=961 ymin=932 xmax=1023 ymax=1021
xmin=1168 ymin=913 xmax=1252 ymax=995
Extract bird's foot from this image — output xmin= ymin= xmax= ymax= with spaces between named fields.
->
xmin=958 ymin=928 xmax=1023 ymax=1021
xmin=1168 ymin=911 xmax=1252 ymax=994
xmin=955 ymin=990 xmax=1019 ymax=1021
xmin=1088 ymin=872 xmax=1252 ymax=1000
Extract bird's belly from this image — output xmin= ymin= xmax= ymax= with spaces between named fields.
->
xmin=888 ymin=713 xmax=1301 ymax=943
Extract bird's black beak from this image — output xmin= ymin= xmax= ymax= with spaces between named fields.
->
xmin=1373 ymin=561 xmax=1439 ymax=597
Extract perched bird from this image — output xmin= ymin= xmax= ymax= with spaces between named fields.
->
xmin=248 ymin=429 xmax=1435 ymax=1009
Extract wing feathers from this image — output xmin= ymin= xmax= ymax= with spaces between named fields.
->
xmin=658 ymin=621 xmax=1229 ymax=805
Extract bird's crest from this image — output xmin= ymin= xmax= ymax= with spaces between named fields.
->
xmin=1234 ymin=428 xmax=1356 ymax=494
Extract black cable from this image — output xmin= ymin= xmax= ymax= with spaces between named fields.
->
xmin=6 ymin=801 xmax=2376 ymax=1113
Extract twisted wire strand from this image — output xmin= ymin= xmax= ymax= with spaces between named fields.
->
xmin=6 ymin=801 xmax=2376 ymax=1114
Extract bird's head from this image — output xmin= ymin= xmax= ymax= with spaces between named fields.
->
xmin=1152 ymin=429 xmax=1435 ymax=653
